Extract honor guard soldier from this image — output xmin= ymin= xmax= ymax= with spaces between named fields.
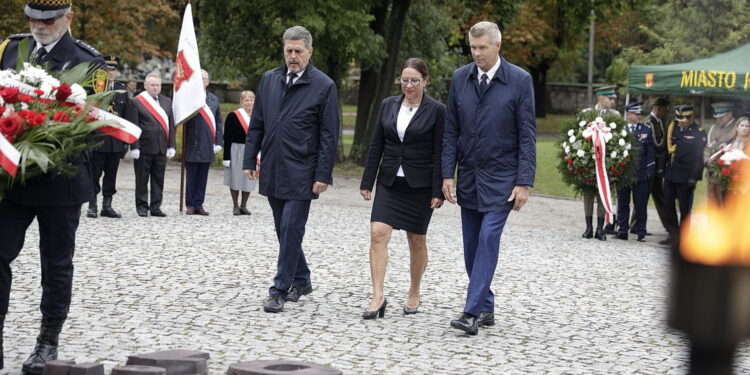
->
xmin=616 ymin=102 xmax=655 ymax=242
xmin=88 ymin=55 xmax=128 ymax=218
xmin=0 ymin=0 xmax=105 ymax=373
xmin=580 ymin=85 xmax=620 ymax=241
xmin=705 ymin=101 xmax=738 ymax=204
xmin=661 ymin=105 xmax=706 ymax=246
xmin=643 ymin=98 xmax=670 ymax=235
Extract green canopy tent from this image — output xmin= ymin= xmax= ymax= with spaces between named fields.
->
xmin=628 ymin=42 xmax=750 ymax=99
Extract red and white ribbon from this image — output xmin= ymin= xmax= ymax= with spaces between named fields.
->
xmin=234 ymin=108 xmax=250 ymax=133
xmin=586 ymin=124 xmax=614 ymax=224
xmin=0 ymin=135 xmax=20 ymax=177
xmin=709 ymin=144 xmax=735 ymax=163
xmin=89 ymin=107 xmax=142 ymax=144
xmin=198 ymin=104 xmax=216 ymax=142
xmin=136 ymin=92 xmax=170 ymax=143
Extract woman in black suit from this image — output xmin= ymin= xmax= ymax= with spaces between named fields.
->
xmin=359 ymin=58 xmax=445 ymax=319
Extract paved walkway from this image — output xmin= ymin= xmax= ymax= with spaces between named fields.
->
xmin=2 ymin=160 xmax=749 ymax=374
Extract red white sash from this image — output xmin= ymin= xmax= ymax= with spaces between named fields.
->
xmin=136 ymin=92 xmax=170 ymax=143
xmin=709 ymin=144 xmax=735 ymax=163
xmin=89 ymin=107 xmax=142 ymax=144
xmin=199 ymin=104 xmax=216 ymax=142
xmin=234 ymin=108 xmax=250 ymax=133
xmin=586 ymin=124 xmax=614 ymax=224
xmin=0 ymin=135 xmax=20 ymax=177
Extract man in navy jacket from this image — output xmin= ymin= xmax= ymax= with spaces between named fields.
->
xmin=243 ymin=26 xmax=340 ymax=313
xmin=183 ymin=69 xmax=222 ymax=215
xmin=442 ymin=21 xmax=536 ymax=335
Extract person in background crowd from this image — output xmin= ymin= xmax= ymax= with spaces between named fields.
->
xmin=127 ymin=78 xmax=138 ymax=99
xmin=705 ymin=101 xmax=737 ymax=205
xmin=731 ymin=116 xmax=749 ymax=153
xmin=639 ymin=97 xmax=670 ymax=236
xmin=661 ymin=104 xmax=706 ymax=246
xmin=616 ymin=102 xmax=654 ymax=242
xmin=359 ymin=58 xmax=445 ymax=319
xmin=223 ymin=90 xmax=257 ymax=215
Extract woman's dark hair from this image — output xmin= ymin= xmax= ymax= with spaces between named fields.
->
xmin=401 ymin=58 xmax=429 ymax=78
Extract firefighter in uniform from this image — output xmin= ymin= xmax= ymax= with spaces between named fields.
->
xmin=0 ymin=0 xmax=105 ymax=372
xmin=88 ymin=55 xmax=128 ymax=218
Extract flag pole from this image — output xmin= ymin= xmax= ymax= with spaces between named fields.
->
xmin=179 ymin=124 xmax=186 ymax=212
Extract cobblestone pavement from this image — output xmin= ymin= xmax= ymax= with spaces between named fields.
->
xmin=2 ymin=160 xmax=749 ymax=374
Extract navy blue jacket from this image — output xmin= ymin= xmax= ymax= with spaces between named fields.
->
xmin=1 ymin=32 xmax=104 ymax=207
xmin=628 ymin=122 xmax=655 ymax=182
xmin=360 ymin=94 xmax=445 ymax=198
xmin=243 ymin=62 xmax=340 ymax=200
xmin=442 ymin=58 xmax=537 ymax=212
xmin=665 ymin=121 xmax=706 ymax=185
xmin=184 ymin=91 xmax=223 ymax=163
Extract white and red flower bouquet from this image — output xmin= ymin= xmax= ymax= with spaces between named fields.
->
xmin=0 ymin=61 xmax=140 ymax=197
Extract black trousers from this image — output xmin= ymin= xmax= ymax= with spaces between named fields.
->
xmin=0 ymin=200 xmax=79 ymax=319
xmin=91 ymin=151 xmax=120 ymax=199
xmin=185 ymin=162 xmax=210 ymax=209
xmin=647 ymin=175 xmax=669 ymax=231
xmin=267 ymin=196 xmax=311 ymax=297
xmin=663 ymin=180 xmax=695 ymax=238
xmin=134 ymin=154 xmax=166 ymax=212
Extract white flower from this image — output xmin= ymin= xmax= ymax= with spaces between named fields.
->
xmin=568 ymin=129 xmax=575 ymax=137
xmin=577 ymin=150 xmax=585 ymax=157
xmin=564 ymin=146 xmax=570 ymax=154
xmin=721 ymin=149 xmax=750 ymax=162
xmin=609 ymin=122 xmax=617 ymax=129
xmin=625 ymin=143 xmax=632 ymax=150
xmin=604 ymin=133 xmax=613 ymax=142
xmin=573 ymin=141 xmax=582 ymax=150
xmin=68 ymin=83 xmax=87 ymax=104
xmin=618 ymin=138 xmax=625 ymax=147
xmin=563 ymin=142 xmax=568 ymax=148
xmin=18 ymin=63 xmax=50 ymax=85
xmin=595 ymin=116 xmax=603 ymax=123
xmin=603 ymin=127 xmax=611 ymax=132
xmin=623 ymin=150 xmax=629 ymax=157
xmin=582 ymin=128 xmax=593 ymax=139
xmin=621 ymin=130 xmax=627 ymax=137
xmin=611 ymin=151 xmax=618 ymax=158
xmin=568 ymin=135 xmax=576 ymax=143
xmin=579 ymin=120 xmax=587 ymax=127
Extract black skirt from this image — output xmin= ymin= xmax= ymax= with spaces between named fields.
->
xmin=371 ymin=177 xmax=434 ymax=235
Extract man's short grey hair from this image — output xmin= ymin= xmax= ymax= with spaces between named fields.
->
xmin=145 ymin=73 xmax=161 ymax=82
xmin=468 ymin=21 xmax=502 ymax=44
xmin=283 ymin=26 xmax=313 ymax=49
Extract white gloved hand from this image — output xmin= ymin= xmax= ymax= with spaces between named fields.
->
xmin=166 ymin=148 xmax=176 ymax=159
xmin=131 ymin=149 xmax=140 ymax=160
xmin=213 ymin=145 xmax=222 ymax=154
xmin=222 ymin=160 xmax=230 ymax=167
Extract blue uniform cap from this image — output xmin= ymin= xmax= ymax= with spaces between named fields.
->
xmin=624 ymin=101 xmax=643 ymax=114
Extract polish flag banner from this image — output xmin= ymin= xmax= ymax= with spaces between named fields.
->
xmin=0 ymin=135 xmax=20 ymax=177
xmin=172 ymin=3 xmax=205 ymax=125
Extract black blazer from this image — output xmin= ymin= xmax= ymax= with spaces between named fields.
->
xmin=360 ymin=94 xmax=445 ymax=198
xmin=127 ymin=95 xmax=176 ymax=155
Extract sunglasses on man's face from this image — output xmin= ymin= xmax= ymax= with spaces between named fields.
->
xmin=26 ymin=14 xmax=64 ymax=26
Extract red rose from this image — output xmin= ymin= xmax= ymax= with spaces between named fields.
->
xmin=729 ymin=161 xmax=737 ymax=170
xmin=30 ymin=112 xmax=46 ymax=126
xmin=52 ymin=111 xmax=70 ymax=122
xmin=34 ymin=89 xmax=45 ymax=96
xmin=718 ymin=160 xmax=725 ymax=166
xmin=20 ymin=95 xmax=33 ymax=103
xmin=619 ymin=162 xmax=625 ymax=167
xmin=0 ymin=114 xmax=22 ymax=137
xmin=55 ymin=84 xmax=72 ymax=102
xmin=1 ymin=87 xmax=20 ymax=104
xmin=567 ymin=159 xmax=573 ymax=165
xmin=0 ymin=106 xmax=5 ymax=117
xmin=721 ymin=168 xmax=730 ymax=176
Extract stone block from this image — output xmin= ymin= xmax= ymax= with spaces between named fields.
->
xmin=43 ymin=359 xmax=76 ymax=375
xmin=126 ymin=350 xmax=209 ymax=375
xmin=70 ymin=362 xmax=105 ymax=375
xmin=111 ymin=365 xmax=167 ymax=375
xmin=226 ymin=360 xmax=342 ymax=375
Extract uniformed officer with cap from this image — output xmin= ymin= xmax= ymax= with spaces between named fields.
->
xmin=88 ymin=55 xmax=128 ymax=218
xmin=0 ymin=0 xmax=105 ymax=373
xmin=579 ymin=85 xmax=621 ymax=241
xmin=661 ymin=104 xmax=706 ymax=246
xmin=642 ymin=98 xmax=670 ymax=235
xmin=616 ymin=102 xmax=655 ymax=242
xmin=705 ymin=101 xmax=738 ymax=204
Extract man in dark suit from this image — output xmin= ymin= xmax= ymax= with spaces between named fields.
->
xmin=88 ymin=55 xmax=128 ymax=218
xmin=183 ymin=69 xmax=222 ymax=215
xmin=616 ymin=102 xmax=655 ymax=242
xmin=243 ymin=26 xmax=340 ymax=313
xmin=0 ymin=0 xmax=105 ymax=372
xmin=442 ymin=21 xmax=536 ymax=335
xmin=641 ymin=98 xmax=669 ymax=235
xmin=126 ymin=73 xmax=176 ymax=217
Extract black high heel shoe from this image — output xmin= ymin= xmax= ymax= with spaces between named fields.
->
xmin=362 ymin=298 xmax=387 ymax=319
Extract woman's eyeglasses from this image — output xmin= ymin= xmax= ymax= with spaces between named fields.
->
xmin=400 ymin=78 xmax=422 ymax=86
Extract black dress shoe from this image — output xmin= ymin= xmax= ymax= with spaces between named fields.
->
xmin=477 ymin=311 xmax=495 ymax=327
xmin=658 ymin=237 xmax=672 ymax=246
xmin=86 ymin=206 xmax=97 ymax=218
xmin=186 ymin=208 xmax=196 ymax=215
xmin=403 ymin=304 xmax=419 ymax=315
xmin=195 ymin=208 xmax=209 ymax=216
xmin=362 ymin=298 xmax=387 ymax=319
xmin=604 ymin=224 xmax=616 ymax=234
xmin=594 ymin=228 xmax=607 ymax=241
xmin=284 ymin=284 xmax=313 ymax=302
xmin=616 ymin=233 xmax=628 ymax=240
xmin=263 ymin=295 xmax=284 ymax=313
xmin=239 ymin=207 xmax=252 ymax=215
xmin=637 ymin=234 xmax=646 ymax=242
xmin=137 ymin=209 xmax=148 ymax=217
xmin=22 ymin=317 xmax=63 ymax=375
xmin=646 ymin=232 xmax=653 ymax=236
xmin=450 ymin=313 xmax=478 ymax=335
xmin=581 ymin=228 xmax=593 ymax=239
xmin=100 ymin=207 xmax=122 ymax=218
xmin=150 ymin=210 xmax=167 ymax=217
